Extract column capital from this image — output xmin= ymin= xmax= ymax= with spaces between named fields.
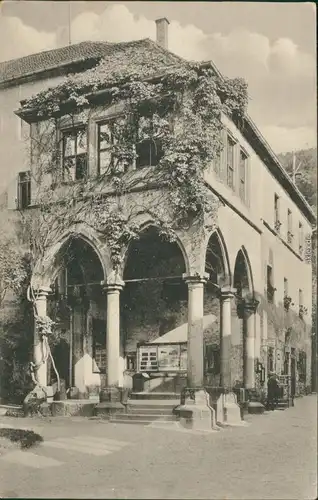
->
xmin=102 ymin=278 xmax=125 ymax=293
xmin=244 ymin=298 xmax=260 ymax=314
xmin=33 ymin=286 xmax=52 ymax=298
xmin=219 ymin=286 xmax=236 ymax=300
xmin=182 ymin=272 xmax=209 ymax=285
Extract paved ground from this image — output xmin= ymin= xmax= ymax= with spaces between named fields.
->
xmin=0 ymin=394 xmax=316 ymax=499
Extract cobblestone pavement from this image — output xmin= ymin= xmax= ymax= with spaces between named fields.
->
xmin=0 ymin=394 xmax=316 ymax=499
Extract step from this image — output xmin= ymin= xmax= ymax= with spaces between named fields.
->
xmin=127 ymin=399 xmax=180 ymax=407
xmin=128 ymin=407 xmax=174 ymax=415
xmin=112 ymin=413 xmax=176 ymax=422
xmin=109 ymin=418 xmax=155 ymax=425
xmin=129 ymin=392 xmax=180 ymax=401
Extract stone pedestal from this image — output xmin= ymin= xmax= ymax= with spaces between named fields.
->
xmin=176 ymin=388 xmax=219 ymax=432
xmin=95 ymin=386 xmax=125 ymax=419
xmin=216 ymin=391 xmax=247 ymax=426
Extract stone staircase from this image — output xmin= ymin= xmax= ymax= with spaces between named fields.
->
xmin=109 ymin=392 xmax=180 ymax=425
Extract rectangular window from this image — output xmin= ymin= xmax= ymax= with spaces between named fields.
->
xmin=17 ymin=171 xmax=31 ymax=209
xmin=283 ymin=351 xmax=290 ymax=375
xmin=298 ymin=222 xmax=304 ymax=255
xmin=205 ymin=344 xmax=220 ymax=375
xmin=213 ymin=152 xmax=221 ymax=177
xmin=267 ymin=265 xmax=275 ymax=303
xmin=298 ymin=289 xmax=304 ymax=318
xmin=239 ymin=149 xmax=247 ymax=202
xmin=98 ymin=122 xmax=114 ymax=175
xmin=92 ymin=319 xmax=106 ymax=373
xmin=274 ymin=194 xmax=281 ymax=232
xmin=62 ymin=128 xmax=87 ymax=181
xmin=287 ymin=209 xmax=293 ymax=245
xmin=226 ymin=135 xmax=235 ymax=189
xmin=136 ymin=116 xmax=163 ymax=169
xmin=298 ymin=351 xmax=307 ymax=383
xmin=284 ymin=278 xmax=288 ymax=297
xmin=268 ymin=347 xmax=274 ymax=373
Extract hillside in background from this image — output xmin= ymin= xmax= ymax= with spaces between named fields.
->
xmin=278 ymin=148 xmax=317 ymax=210
xmin=279 ymin=148 xmax=317 ymax=336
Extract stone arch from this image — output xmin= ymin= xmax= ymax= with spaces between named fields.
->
xmin=121 ymin=223 xmax=189 ymax=360
xmin=120 ymin=213 xmax=191 ymax=276
xmin=233 ymin=246 xmax=254 ymax=299
xmin=31 ymin=224 xmax=111 ymax=287
xmin=205 ymin=228 xmax=231 ymax=287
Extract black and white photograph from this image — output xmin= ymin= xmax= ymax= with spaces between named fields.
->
xmin=0 ymin=1 xmax=316 ymax=498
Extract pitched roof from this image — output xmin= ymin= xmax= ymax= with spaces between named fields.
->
xmin=0 ymin=38 xmax=183 ymax=86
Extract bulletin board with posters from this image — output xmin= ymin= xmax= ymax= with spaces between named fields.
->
xmin=137 ymin=342 xmax=187 ymax=373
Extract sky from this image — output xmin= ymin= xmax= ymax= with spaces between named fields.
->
xmin=0 ymin=1 xmax=316 ymax=154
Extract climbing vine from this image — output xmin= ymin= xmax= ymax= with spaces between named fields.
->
xmin=19 ymin=48 xmax=248 ymax=271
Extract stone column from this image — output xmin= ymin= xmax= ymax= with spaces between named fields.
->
xmin=104 ymin=280 xmax=124 ymax=388
xmin=243 ymin=299 xmax=259 ymax=389
xmin=176 ymin=274 xmax=219 ymax=431
xmin=34 ymin=286 xmax=51 ymax=387
xmin=219 ymin=287 xmax=236 ymax=390
xmin=183 ymin=274 xmax=208 ymax=388
xmin=96 ymin=279 xmax=126 ymax=418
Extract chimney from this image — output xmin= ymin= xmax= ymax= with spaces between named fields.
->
xmin=155 ymin=18 xmax=170 ymax=50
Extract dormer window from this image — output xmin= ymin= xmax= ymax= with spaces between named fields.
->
xmin=62 ymin=128 xmax=87 ymax=181
xmin=136 ymin=116 xmax=163 ymax=169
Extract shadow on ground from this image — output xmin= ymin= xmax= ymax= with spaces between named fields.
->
xmin=0 ymin=428 xmax=43 ymax=449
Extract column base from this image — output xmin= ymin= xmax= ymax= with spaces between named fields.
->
xmin=175 ymin=388 xmax=219 ymax=432
xmin=23 ymin=385 xmax=48 ymax=417
xmin=216 ymin=391 xmax=248 ymax=427
xmin=95 ymin=386 xmax=125 ymax=419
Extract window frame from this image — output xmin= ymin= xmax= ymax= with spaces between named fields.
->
xmin=92 ymin=318 xmax=107 ymax=374
xmin=97 ymin=120 xmax=115 ymax=176
xmin=298 ymin=221 xmax=304 ymax=255
xmin=226 ymin=133 xmax=236 ymax=190
xmin=239 ymin=148 xmax=248 ymax=202
xmin=266 ymin=265 xmax=275 ymax=303
xmin=135 ymin=115 xmax=163 ymax=169
xmin=62 ymin=126 xmax=88 ymax=182
xmin=298 ymin=289 xmax=304 ymax=318
xmin=283 ymin=277 xmax=288 ymax=298
xmin=274 ymin=194 xmax=281 ymax=232
xmin=17 ymin=170 xmax=31 ymax=210
xmin=287 ymin=208 xmax=293 ymax=245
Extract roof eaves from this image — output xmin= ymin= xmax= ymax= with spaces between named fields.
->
xmin=0 ymin=56 xmax=103 ymax=88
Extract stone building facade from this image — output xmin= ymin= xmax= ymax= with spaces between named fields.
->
xmin=0 ymin=19 xmax=315 ymax=403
